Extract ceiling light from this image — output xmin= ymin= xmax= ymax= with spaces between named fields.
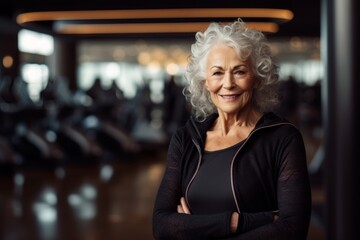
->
xmin=17 ymin=8 xmax=293 ymax=24
xmin=54 ymin=22 xmax=279 ymax=34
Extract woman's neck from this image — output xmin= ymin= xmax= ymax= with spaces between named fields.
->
xmin=214 ymin=108 xmax=263 ymax=136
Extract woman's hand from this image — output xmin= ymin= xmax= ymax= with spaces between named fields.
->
xmin=273 ymin=212 xmax=279 ymax=222
xmin=177 ymin=197 xmax=191 ymax=214
xmin=177 ymin=197 xmax=239 ymax=234
xmin=230 ymin=212 xmax=239 ymax=233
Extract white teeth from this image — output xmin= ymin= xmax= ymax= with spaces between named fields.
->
xmin=221 ymin=95 xmax=238 ymax=99
xmin=223 ymin=96 xmax=235 ymax=99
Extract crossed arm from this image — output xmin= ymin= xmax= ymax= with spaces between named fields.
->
xmin=153 ymin=130 xmax=311 ymax=239
xmin=177 ymin=197 xmax=240 ymax=233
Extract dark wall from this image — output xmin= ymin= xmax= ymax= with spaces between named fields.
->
xmin=0 ymin=18 xmax=20 ymax=78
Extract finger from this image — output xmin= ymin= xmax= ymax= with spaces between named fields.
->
xmin=177 ymin=205 xmax=184 ymax=213
xmin=180 ymin=197 xmax=191 ymax=214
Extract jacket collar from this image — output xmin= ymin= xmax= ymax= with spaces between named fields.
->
xmin=188 ymin=113 xmax=218 ymax=146
xmin=186 ymin=112 xmax=289 ymax=146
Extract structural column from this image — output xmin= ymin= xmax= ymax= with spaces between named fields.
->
xmin=322 ymin=0 xmax=359 ymax=239
xmin=50 ymin=38 xmax=77 ymax=91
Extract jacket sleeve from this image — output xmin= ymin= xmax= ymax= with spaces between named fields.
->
xmin=152 ymin=131 xmax=234 ymax=239
xmin=225 ymin=128 xmax=312 ymax=240
xmin=237 ymin=211 xmax=275 ymax=233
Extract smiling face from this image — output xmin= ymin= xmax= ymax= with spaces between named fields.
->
xmin=205 ymin=43 xmax=258 ymax=116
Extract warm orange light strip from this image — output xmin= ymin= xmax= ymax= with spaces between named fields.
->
xmin=55 ymin=22 xmax=279 ymax=34
xmin=16 ymin=8 xmax=293 ymax=24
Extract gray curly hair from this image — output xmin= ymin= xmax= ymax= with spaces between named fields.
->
xmin=183 ymin=19 xmax=279 ymax=121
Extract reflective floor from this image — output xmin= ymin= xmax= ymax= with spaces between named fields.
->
xmin=0 ymin=150 xmax=166 ymax=240
xmin=0 ymin=149 xmax=325 ymax=240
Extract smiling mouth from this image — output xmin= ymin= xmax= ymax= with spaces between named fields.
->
xmin=219 ymin=94 xmax=240 ymax=100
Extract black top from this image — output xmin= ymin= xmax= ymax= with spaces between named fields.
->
xmin=187 ymin=141 xmax=243 ymax=214
xmin=153 ymin=112 xmax=311 ymax=240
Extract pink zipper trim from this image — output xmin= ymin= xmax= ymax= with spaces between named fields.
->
xmin=184 ymin=139 xmax=203 ymax=209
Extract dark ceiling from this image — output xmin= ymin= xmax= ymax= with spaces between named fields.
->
xmin=0 ymin=0 xmax=320 ymax=39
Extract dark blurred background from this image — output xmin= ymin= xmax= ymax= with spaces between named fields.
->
xmin=0 ymin=0 xmax=358 ymax=239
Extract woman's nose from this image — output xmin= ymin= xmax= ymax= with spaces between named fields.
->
xmin=223 ymin=73 xmax=235 ymax=89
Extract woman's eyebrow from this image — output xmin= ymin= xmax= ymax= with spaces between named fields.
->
xmin=210 ymin=65 xmax=223 ymax=70
xmin=210 ymin=63 xmax=248 ymax=70
xmin=232 ymin=64 xmax=248 ymax=69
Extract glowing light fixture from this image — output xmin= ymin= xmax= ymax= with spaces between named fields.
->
xmin=16 ymin=8 xmax=291 ymax=35
xmin=16 ymin=8 xmax=294 ymax=24
xmin=55 ymin=22 xmax=279 ymax=34
xmin=2 ymin=55 xmax=14 ymax=68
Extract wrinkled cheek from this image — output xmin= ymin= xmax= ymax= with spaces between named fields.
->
xmin=206 ymin=84 xmax=222 ymax=94
xmin=240 ymin=91 xmax=253 ymax=104
xmin=208 ymin=92 xmax=218 ymax=101
xmin=205 ymin=79 xmax=221 ymax=92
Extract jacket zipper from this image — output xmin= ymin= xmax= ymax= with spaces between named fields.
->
xmin=184 ymin=139 xmax=202 ymax=209
xmin=230 ymin=122 xmax=295 ymax=213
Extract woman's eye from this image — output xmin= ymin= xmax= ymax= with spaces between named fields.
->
xmin=234 ymin=70 xmax=245 ymax=75
xmin=213 ymin=72 xmax=222 ymax=76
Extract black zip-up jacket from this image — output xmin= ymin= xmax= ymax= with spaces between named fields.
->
xmin=153 ymin=112 xmax=311 ymax=239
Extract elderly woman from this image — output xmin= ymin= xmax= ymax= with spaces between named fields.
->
xmin=152 ymin=19 xmax=311 ymax=239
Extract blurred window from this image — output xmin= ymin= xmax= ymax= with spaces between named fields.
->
xmin=21 ymin=64 xmax=49 ymax=102
xmin=18 ymin=29 xmax=54 ymax=102
xmin=77 ymin=62 xmax=146 ymax=98
xmin=279 ymin=60 xmax=323 ymax=85
xmin=18 ymin=29 xmax=54 ymax=56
